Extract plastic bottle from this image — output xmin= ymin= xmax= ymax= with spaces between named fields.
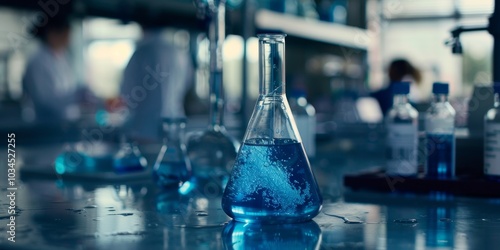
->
xmin=425 ymin=82 xmax=456 ymax=178
xmin=386 ymin=82 xmax=419 ymax=176
xmin=221 ymin=33 xmax=322 ymax=224
xmin=484 ymin=83 xmax=500 ymax=179
xmin=289 ymin=89 xmax=316 ymax=158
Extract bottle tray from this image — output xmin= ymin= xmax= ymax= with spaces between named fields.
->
xmin=343 ymin=168 xmax=500 ymax=198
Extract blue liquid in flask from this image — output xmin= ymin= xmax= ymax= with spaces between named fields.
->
xmin=426 ymin=133 xmax=455 ymax=178
xmin=222 ymin=139 xmax=322 ymax=223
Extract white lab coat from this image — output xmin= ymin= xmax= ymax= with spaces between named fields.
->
xmin=121 ymin=32 xmax=192 ymax=141
xmin=22 ymin=44 xmax=79 ymax=123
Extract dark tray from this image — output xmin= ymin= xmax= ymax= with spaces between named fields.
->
xmin=343 ymin=169 xmax=500 ymax=198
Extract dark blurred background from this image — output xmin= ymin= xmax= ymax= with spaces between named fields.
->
xmin=0 ymin=0 xmax=494 ymax=144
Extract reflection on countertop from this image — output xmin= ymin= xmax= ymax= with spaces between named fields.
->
xmin=0 ymin=139 xmax=499 ymax=250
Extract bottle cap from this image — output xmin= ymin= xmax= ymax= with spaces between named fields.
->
xmin=392 ymin=82 xmax=410 ymax=94
xmin=494 ymin=82 xmax=500 ymax=94
xmin=432 ymin=82 xmax=449 ymax=94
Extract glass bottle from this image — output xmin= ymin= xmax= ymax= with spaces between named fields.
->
xmin=386 ymin=82 xmax=418 ymax=176
xmin=222 ymin=34 xmax=322 ymax=224
xmin=187 ymin=0 xmax=239 ymax=180
xmin=153 ymin=118 xmax=192 ymax=188
xmin=289 ymin=89 xmax=316 ymax=158
xmin=484 ymin=82 xmax=500 ymax=180
xmin=425 ymin=82 xmax=456 ymax=178
xmin=113 ymin=135 xmax=148 ymax=173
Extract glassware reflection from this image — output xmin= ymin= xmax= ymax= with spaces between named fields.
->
xmin=222 ymin=220 xmax=322 ymax=250
xmin=425 ymin=206 xmax=455 ymax=249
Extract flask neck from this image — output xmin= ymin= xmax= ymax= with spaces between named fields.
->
xmin=208 ymin=0 xmax=225 ymax=128
xmin=162 ymin=120 xmax=185 ymax=145
xmin=393 ymin=94 xmax=409 ymax=106
xmin=433 ymin=94 xmax=448 ymax=104
xmin=259 ymin=34 xmax=286 ymax=96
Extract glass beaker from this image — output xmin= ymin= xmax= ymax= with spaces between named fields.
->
xmin=221 ymin=34 xmax=322 ymax=223
xmin=153 ymin=118 xmax=192 ymax=188
xmin=187 ymin=0 xmax=239 ymax=181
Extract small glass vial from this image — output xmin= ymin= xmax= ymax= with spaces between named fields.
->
xmin=386 ymin=82 xmax=419 ymax=176
xmin=425 ymin=82 xmax=456 ymax=178
xmin=153 ymin=118 xmax=192 ymax=188
xmin=484 ymin=83 xmax=500 ymax=180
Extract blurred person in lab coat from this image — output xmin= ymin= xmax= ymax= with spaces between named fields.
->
xmin=120 ymin=24 xmax=193 ymax=142
xmin=371 ymin=58 xmax=422 ymax=115
xmin=22 ymin=15 xmax=80 ymax=123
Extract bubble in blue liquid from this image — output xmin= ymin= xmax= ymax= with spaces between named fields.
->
xmin=222 ymin=140 xmax=322 ymax=223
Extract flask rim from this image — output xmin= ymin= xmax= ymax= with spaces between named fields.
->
xmin=257 ymin=33 xmax=287 ymax=41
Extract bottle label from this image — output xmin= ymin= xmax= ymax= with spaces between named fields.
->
xmin=485 ymin=123 xmax=500 ymax=176
xmin=294 ymin=115 xmax=316 ymax=157
xmin=425 ymin=118 xmax=454 ymax=134
xmin=386 ymin=124 xmax=418 ymax=175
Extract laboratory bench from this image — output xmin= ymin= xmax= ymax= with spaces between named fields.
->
xmin=1 ymin=134 xmax=500 ymax=250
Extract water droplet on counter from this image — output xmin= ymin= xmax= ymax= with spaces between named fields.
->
xmin=394 ymin=218 xmax=418 ymax=224
xmin=440 ymin=218 xmax=453 ymax=223
xmin=323 ymin=212 xmax=364 ymax=224
xmin=93 ymin=218 xmax=101 ymax=221
xmin=84 ymin=205 xmax=98 ymax=209
xmin=108 ymin=213 xmax=134 ymax=216
xmin=110 ymin=231 xmax=147 ymax=236
xmin=197 ymin=212 xmax=209 ymax=216
xmin=108 ymin=209 xmax=116 ymax=212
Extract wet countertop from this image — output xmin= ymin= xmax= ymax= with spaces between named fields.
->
xmin=1 ymin=142 xmax=500 ymax=250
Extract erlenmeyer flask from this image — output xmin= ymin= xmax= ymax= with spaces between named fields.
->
xmin=153 ymin=118 xmax=192 ymax=188
xmin=113 ymin=135 xmax=147 ymax=173
xmin=187 ymin=0 xmax=239 ymax=181
xmin=222 ymin=34 xmax=322 ymax=223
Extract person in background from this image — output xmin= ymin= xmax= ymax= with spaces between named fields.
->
xmin=120 ymin=24 xmax=193 ymax=142
xmin=22 ymin=15 xmax=79 ymax=123
xmin=371 ymin=58 xmax=422 ymax=115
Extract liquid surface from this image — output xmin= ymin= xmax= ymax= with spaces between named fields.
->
xmin=113 ymin=157 xmax=146 ymax=173
xmin=222 ymin=140 xmax=322 ymax=223
xmin=426 ymin=133 xmax=455 ymax=178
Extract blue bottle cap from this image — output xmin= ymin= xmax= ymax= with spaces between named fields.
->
xmin=392 ymin=82 xmax=410 ymax=94
xmin=432 ymin=82 xmax=449 ymax=94
xmin=494 ymin=82 xmax=500 ymax=94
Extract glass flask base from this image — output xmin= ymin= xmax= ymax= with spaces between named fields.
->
xmin=153 ymin=162 xmax=190 ymax=188
xmin=222 ymin=140 xmax=322 ymax=224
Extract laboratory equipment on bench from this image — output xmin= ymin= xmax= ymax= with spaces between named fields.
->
xmin=153 ymin=118 xmax=192 ymax=188
xmin=484 ymin=83 xmax=500 ymax=180
xmin=221 ymin=33 xmax=322 ymax=224
xmin=386 ymin=82 xmax=419 ymax=176
xmin=113 ymin=135 xmax=147 ymax=173
xmin=425 ymin=83 xmax=456 ymax=179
